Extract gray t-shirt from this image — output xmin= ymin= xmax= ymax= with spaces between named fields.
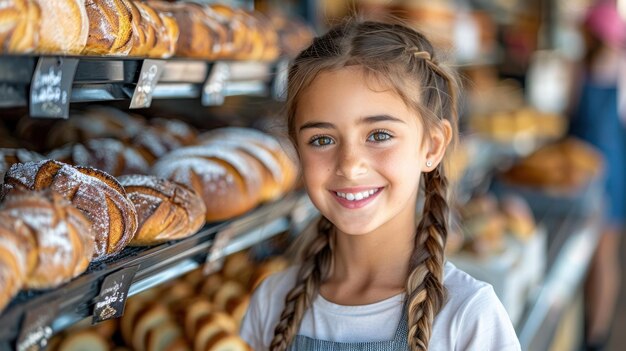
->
xmin=241 ymin=261 xmax=521 ymax=351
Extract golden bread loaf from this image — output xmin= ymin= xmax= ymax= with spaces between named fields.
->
xmin=3 ymin=160 xmax=138 ymax=260
xmin=0 ymin=190 xmax=94 ymax=289
xmin=0 ymin=0 xmax=40 ymax=54
xmin=119 ymin=175 xmax=205 ymax=246
xmin=57 ymin=330 xmax=110 ymax=351
xmin=203 ymin=331 xmax=248 ymax=351
xmin=198 ymin=127 xmax=298 ymax=195
xmin=35 ymin=0 xmax=88 ymax=54
xmin=48 ymin=138 xmax=150 ymax=177
xmin=146 ymin=321 xmax=183 ymax=351
xmin=83 ymin=0 xmax=134 ymax=55
xmin=131 ymin=302 xmax=171 ymax=351
xmin=149 ymin=1 xmax=215 ymax=59
xmin=152 ymin=145 xmax=264 ymax=221
xmin=193 ymin=311 xmax=237 ymax=351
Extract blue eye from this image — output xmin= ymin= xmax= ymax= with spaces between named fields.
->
xmin=367 ymin=130 xmax=393 ymax=142
xmin=309 ymin=135 xmax=334 ymax=147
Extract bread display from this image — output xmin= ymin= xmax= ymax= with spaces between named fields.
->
xmin=34 ymin=0 xmax=89 ymax=54
xmin=48 ymin=139 xmax=150 ymax=177
xmin=3 ymin=160 xmax=138 ymax=260
xmin=0 ymin=190 xmax=94 ymax=289
xmin=0 ymin=212 xmax=32 ymax=312
xmin=152 ymin=145 xmax=264 ymax=221
xmin=501 ymin=137 xmax=604 ymax=191
xmin=118 ymin=175 xmax=206 ymax=246
xmin=0 ymin=0 xmax=40 ymax=54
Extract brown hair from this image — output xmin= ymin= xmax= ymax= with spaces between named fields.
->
xmin=271 ymin=18 xmax=460 ymax=351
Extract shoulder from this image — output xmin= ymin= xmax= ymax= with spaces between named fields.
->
xmin=240 ymin=266 xmax=299 ymax=350
xmin=440 ymin=261 xmax=521 ymax=350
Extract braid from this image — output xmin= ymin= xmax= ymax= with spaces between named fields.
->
xmin=406 ymin=167 xmax=449 ymax=351
xmin=270 ymin=216 xmax=333 ymax=351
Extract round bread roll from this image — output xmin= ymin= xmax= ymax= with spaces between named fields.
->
xmin=150 ymin=118 xmax=197 ymax=146
xmin=146 ymin=321 xmax=183 ymax=351
xmin=57 ymin=330 xmax=109 ymax=351
xmin=152 ymin=145 xmax=263 ymax=221
xmin=3 ymin=160 xmax=138 ymax=260
xmin=221 ymin=251 xmax=252 ymax=283
xmin=0 ymin=0 xmax=40 ymax=54
xmin=199 ymin=273 xmax=224 ymax=299
xmin=198 ymin=127 xmax=297 ymax=195
xmin=119 ymin=175 xmax=206 ymax=246
xmin=35 ymin=0 xmax=88 ymax=54
xmin=48 ymin=139 xmax=150 ymax=177
xmin=225 ymin=294 xmax=250 ymax=327
xmin=180 ymin=298 xmax=214 ymax=340
xmin=208 ymin=5 xmax=251 ymax=59
xmin=128 ymin=0 xmax=157 ymax=57
xmin=156 ymin=280 xmax=196 ymax=307
xmin=212 ymin=280 xmax=245 ymax=311
xmin=194 ymin=312 xmax=237 ymax=351
xmin=164 ymin=338 xmax=191 ymax=351
xmin=83 ymin=0 xmax=133 ymax=55
xmin=131 ymin=302 xmax=170 ymax=351
xmin=0 ymin=190 xmax=94 ymax=289
xmin=134 ymin=1 xmax=174 ymax=59
xmin=203 ymin=332 xmax=248 ymax=351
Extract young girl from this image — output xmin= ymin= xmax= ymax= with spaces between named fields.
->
xmin=241 ymin=19 xmax=521 ymax=350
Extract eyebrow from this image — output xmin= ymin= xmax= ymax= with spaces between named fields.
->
xmin=298 ymin=114 xmax=406 ymax=132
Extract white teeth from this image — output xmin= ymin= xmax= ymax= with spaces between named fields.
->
xmin=335 ymin=189 xmax=379 ymax=201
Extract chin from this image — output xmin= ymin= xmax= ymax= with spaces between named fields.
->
xmin=330 ymin=218 xmax=378 ymax=236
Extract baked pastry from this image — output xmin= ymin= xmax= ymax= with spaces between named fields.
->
xmin=0 ymin=190 xmax=94 ymax=289
xmin=199 ymin=273 xmax=224 ymax=299
xmin=3 ymin=160 xmax=138 ymax=260
xmin=221 ymin=251 xmax=252 ymax=283
xmin=48 ymin=139 xmax=150 ymax=177
xmin=208 ymin=5 xmax=251 ymax=59
xmin=194 ymin=311 xmax=237 ymax=351
xmin=131 ymin=302 xmax=170 ymax=351
xmin=0 ymin=0 xmax=40 ymax=54
xmin=212 ymin=280 xmax=245 ymax=312
xmin=57 ymin=330 xmax=109 ymax=351
xmin=203 ymin=331 xmax=249 ymax=351
xmin=198 ymin=127 xmax=298 ymax=195
xmin=35 ymin=0 xmax=89 ymax=54
xmin=83 ymin=0 xmax=133 ymax=55
xmin=128 ymin=0 xmax=156 ymax=57
xmin=146 ymin=321 xmax=183 ymax=351
xmin=0 ymin=148 xmax=44 ymax=181
xmin=152 ymin=145 xmax=264 ymax=221
xmin=180 ymin=298 xmax=214 ymax=339
xmin=155 ymin=6 xmax=180 ymax=59
xmin=136 ymin=2 xmax=177 ymax=58
xmin=151 ymin=118 xmax=197 ymax=146
xmin=149 ymin=1 xmax=215 ymax=59
xmin=0 ymin=213 xmax=32 ymax=312
xmin=119 ymin=175 xmax=205 ymax=246
xmin=131 ymin=128 xmax=183 ymax=165
xmin=156 ymin=280 xmax=195 ymax=307
xmin=164 ymin=338 xmax=191 ymax=351
xmin=225 ymin=294 xmax=250 ymax=327
xmin=249 ymin=256 xmax=289 ymax=291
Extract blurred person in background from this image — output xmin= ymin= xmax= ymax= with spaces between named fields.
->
xmin=568 ymin=1 xmax=626 ymax=349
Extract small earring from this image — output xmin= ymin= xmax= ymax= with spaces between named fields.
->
xmin=426 ymin=160 xmax=433 ymax=167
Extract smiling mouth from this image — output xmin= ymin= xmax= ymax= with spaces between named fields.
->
xmin=333 ymin=188 xmax=382 ymax=201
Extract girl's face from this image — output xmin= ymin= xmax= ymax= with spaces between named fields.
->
xmin=295 ymin=67 xmax=435 ymax=236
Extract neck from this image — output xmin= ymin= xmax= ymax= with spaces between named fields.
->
xmin=320 ymin=212 xmax=416 ymax=305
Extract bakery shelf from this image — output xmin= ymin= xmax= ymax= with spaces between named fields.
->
xmin=515 ymin=211 xmax=602 ymax=350
xmin=0 ymin=190 xmax=317 ymax=351
xmin=0 ymin=55 xmax=287 ymax=114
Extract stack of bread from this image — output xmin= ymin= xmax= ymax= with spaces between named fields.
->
xmin=0 ymin=0 xmax=312 ymax=59
xmin=46 ymin=252 xmax=289 ymax=351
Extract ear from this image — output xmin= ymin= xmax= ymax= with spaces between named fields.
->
xmin=422 ymin=120 xmax=452 ymax=172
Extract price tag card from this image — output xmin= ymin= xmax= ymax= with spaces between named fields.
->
xmin=29 ymin=57 xmax=79 ymax=119
xmin=16 ymin=303 xmax=58 ymax=351
xmin=272 ymin=58 xmax=289 ymax=101
xmin=92 ymin=265 xmax=138 ymax=324
xmin=201 ymin=62 xmax=230 ymax=106
xmin=203 ymin=225 xmax=237 ymax=275
xmin=129 ymin=59 xmax=165 ymax=109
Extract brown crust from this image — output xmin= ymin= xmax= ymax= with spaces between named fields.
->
xmin=119 ymin=175 xmax=205 ymax=246
xmin=83 ymin=0 xmax=133 ymax=55
xmin=35 ymin=0 xmax=88 ymax=54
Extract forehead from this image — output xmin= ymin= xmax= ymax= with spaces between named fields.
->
xmin=295 ymin=67 xmax=421 ymax=127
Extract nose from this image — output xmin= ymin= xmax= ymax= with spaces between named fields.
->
xmin=335 ymin=144 xmax=368 ymax=179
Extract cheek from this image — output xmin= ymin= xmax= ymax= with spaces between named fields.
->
xmin=299 ymin=150 xmax=333 ymax=187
